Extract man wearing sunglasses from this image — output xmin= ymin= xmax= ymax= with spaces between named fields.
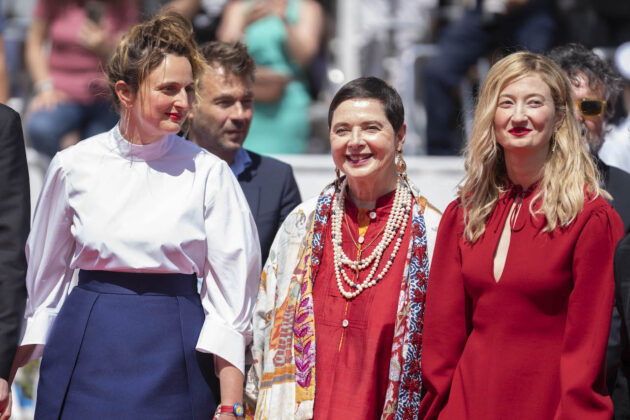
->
xmin=549 ymin=43 xmax=630 ymax=231
xmin=549 ymin=42 xmax=630 ymax=419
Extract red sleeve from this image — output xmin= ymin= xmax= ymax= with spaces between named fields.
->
xmin=419 ymin=200 xmax=471 ymax=419
xmin=554 ymin=205 xmax=623 ymax=420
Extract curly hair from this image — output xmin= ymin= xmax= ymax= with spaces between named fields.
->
xmin=459 ymin=51 xmax=606 ymax=242
xmin=105 ymin=12 xmax=205 ymax=111
xmin=547 ymin=43 xmax=623 ymax=120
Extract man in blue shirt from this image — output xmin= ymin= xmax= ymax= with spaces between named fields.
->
xmin=189 ymin=41 xmax=302 ymax=264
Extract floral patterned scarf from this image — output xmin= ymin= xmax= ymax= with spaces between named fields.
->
xmin=245 ymin=180 xmax=432 ymax=419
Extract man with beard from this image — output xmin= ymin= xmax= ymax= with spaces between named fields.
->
xmin=550 ymin=43 xmax=630 ymax=418
xmin=188 ymin=41 xmax=302 ymax=264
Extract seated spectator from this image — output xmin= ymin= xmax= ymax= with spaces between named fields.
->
xmin=218 ymin=0 xmax=323 ymax=155
xmin=188 ymin=41 xmax=302 ymax=263
xmin=25 ymin=0 xmax=138 ymax=158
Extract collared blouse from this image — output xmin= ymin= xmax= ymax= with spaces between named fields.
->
xmin=21 ymin=125 xmax=261 ymax=374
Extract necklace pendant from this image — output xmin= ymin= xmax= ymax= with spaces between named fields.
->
xmin=358 ymin=236 xmax=365 ymax=244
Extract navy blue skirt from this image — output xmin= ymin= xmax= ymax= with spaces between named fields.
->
xmin=35 ymin=270 xmax=219 ymax=420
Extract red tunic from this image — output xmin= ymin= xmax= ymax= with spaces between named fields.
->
xmin=312 ymin=191 xmax=412 ymax=419
xmin=419 ymin=187 xmax=624 ymax=420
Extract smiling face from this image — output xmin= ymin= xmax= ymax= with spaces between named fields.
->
xmin=494 ymin=74 xmax=559 ymax=159
xmin=124 ymin=54 xmax=194 ymax=143
xmin=330 ymin=98 xmax=404 ymax=195
xmin=189 ymin=65 xmax=254 ymax=163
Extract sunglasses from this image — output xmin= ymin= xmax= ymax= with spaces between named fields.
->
xmin=575 ymin=99 xmax=606 ymax=118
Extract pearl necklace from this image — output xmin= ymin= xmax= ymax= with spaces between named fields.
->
xmin=331 ymin=179 xmax=411 ymax=299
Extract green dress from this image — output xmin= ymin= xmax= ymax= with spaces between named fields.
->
xmin=244 ymin=0 xmax=311 ymax=154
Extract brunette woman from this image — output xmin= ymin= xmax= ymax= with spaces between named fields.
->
xmin=12 ymin=13 xmax=260 ymax=420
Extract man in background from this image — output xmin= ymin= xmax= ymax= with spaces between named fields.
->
xmin=0 ymin=104 xmax=30 ymax=420
xmin=189 ymin=41 xmax=302 ymax=264
xmin=549 ymin=43 xmax=630 ymax=418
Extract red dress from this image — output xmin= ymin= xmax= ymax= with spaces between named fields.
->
xmin=419 ymin=185 xmax=624 ymax=420
xmin=312 ymin=191 xmax=412 ymax=419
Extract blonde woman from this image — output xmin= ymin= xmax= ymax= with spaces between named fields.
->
xmin=419 ymin=51 xmax=624 ymax=419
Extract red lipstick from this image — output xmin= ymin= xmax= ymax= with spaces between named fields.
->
xmin=167 ymin=113 xmax=181 ymax=121
xmin=508 ymin=127 xmax=531 ymax=137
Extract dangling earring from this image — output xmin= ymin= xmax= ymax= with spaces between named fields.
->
xmin=396 ymin=149 xmax=407 ymax=176
xmin=551 ymin=130 xmax=558 ymax=153
xmin=335 ymin=167 xmax=342 ymax=188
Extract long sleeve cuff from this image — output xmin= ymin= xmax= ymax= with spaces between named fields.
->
xmin=20 ymin=309 xmax=57 ymax=346
xmin=19 ymin=310 xmax=57 ymax=364
xmin=196 ymin=317 xmax=251 ymax=375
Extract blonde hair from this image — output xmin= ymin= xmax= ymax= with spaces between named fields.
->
xmin=460 ymin=51 xmax=606 ymax=242
xmin=105 ymin=12 xmax=204 ymax=111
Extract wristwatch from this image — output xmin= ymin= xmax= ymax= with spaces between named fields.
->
xmin=216 ymin=403 xmax=244 ymax=417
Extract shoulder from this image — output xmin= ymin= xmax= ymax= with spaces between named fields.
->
xmin=55 ymin=130 xmax=110 ymax=165
xmin=436 ymin=198 xmax=465 ymax=233
xmin=286 ymin=194 xmax=318 ymax=218
xmin=299 ymin=0 xmax=324 ymax=17
xmin=582 ymin=194 xmax=618 ymax=215
xmin=0 ymin=103 xmax=19 ymax=121
xmin=0 ymin=105 xmax=22 ymax=146
xmin=246 ymin=150 xmax=294 ymax=174
xmin=223 ymin=0 xmax=247 ymax=16
xmin=172 ymin=136 xmax=225 ymax=168
xmin=607 ymin=165 xmax=630 ymax=185
xmin=577 ymin=194 xmax=624 ymax=234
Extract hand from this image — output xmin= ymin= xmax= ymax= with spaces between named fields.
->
xmin=244 ymin=1 xmax=274 ymax=26
xmin=10 ymin=345 xmax=37 ymax=378
xmin=28 ymin=88 xmax=68 ymax=113
xmin=77 ymin=19 xmax=109 ymax=57
xmin=244 ymin=0 xmax=288 ymax=26
xmin=0 ymin=379 xmax=11 ymax=420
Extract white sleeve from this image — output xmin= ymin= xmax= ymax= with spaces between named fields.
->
xmin=196 ymin=161 xmax=262 ymax=375
xmin=21 ymin=153 xmax=76 ymax=361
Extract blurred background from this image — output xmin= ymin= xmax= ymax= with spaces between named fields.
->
xmin=3 ymin=1 xmax=630 ymax=417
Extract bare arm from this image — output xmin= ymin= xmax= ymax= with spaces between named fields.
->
xmin=279 ymin=0 xmax=323 ymax=67
xmin=25 ymin=18 xmax=68 ymax=111
xmin=25 ymin=18 xmax=51 ymax=90
xmin=0 ymin=378 xmax=11 ymax=420
xmin=0 ymin=35 xmax=9 ymax=103
xmin=219 ymin=0 xmax=323 ymax=67
xmin=216 ymin=1 xmax=249 ymax=42
xmin=160 ymin=0 xmax=202 ymax=20
xmin=216 ymin=355 xmax=244 ymax=417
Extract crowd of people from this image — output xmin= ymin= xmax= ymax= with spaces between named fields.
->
xmin=1 ymin=1 xmax=630 ymax=420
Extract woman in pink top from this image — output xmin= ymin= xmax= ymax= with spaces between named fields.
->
xmin=25 ymin=0 xmax=138 ymax=158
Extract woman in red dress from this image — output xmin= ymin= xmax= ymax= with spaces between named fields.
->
xmin=419 ymin=51 xmax=624 ymax=419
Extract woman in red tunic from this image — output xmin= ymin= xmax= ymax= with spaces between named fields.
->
xmin=419 ymin=51 xmax=624 ymax=419
xmin=244 ymin=77 xmax=442 ymax=419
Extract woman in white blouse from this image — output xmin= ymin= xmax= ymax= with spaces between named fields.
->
xmin=9 ymin=13 xmax=260 ymax=420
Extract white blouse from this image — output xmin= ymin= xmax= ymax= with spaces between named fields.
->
xmin=21 ymin=125 xmax=261 ymax=374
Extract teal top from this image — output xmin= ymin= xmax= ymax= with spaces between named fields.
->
xmin=244 ymin=0 xmax=311 ymax=155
